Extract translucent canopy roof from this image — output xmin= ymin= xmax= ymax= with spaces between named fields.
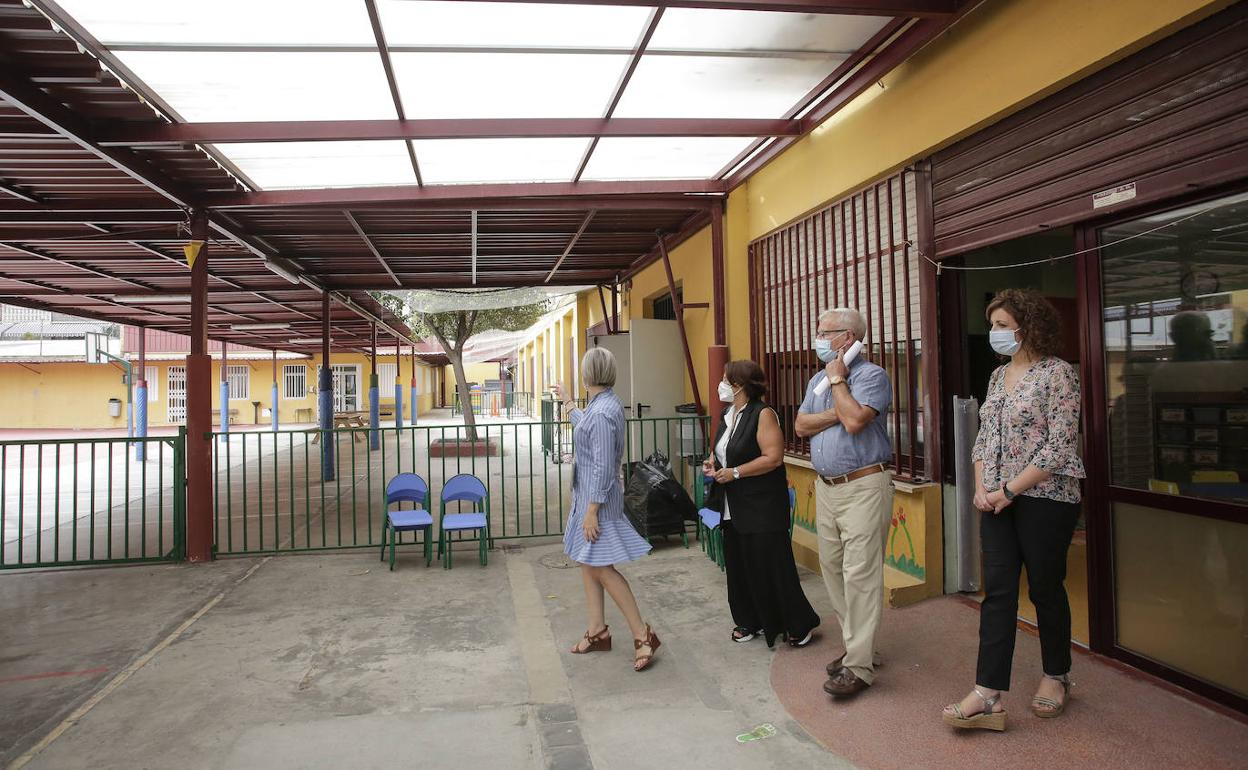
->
xmin=54 ymin=0 xmax=893 ymax=190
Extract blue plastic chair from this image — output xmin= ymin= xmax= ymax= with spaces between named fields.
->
xmin=438 ymin=474 xmax=490 ymax=569
xmin=379 ymin=473 xmax=432 ymax=571
xmin=697 ymin=507 xmax=725 ymax=571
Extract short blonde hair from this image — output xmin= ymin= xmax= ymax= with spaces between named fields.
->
xmin=581 ymin=346 xmax=617 ymax=387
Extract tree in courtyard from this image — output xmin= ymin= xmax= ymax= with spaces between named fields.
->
xmin=374 ymin=293 xmax=547 ymax=440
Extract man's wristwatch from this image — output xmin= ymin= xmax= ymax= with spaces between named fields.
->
xmin=1002 ymin=483 xmax=1016 ymax=500
xmin=828 ymin=375 xmax=847 ymax=388
xmin=731 ymin=467 xmax=741 ymax=480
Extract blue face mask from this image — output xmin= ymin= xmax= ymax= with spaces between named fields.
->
xmin=989 ymin=328 xmax=1021 ymax=356
xmin=814 ymin=338 xmax=837 ymax=363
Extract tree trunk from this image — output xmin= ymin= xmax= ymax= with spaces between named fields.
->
xmin=449 ymin=349 xmax=479 ymax=442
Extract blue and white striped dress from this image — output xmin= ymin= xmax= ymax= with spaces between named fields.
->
xmin=563 ymin=388 xmax=651 ymax=566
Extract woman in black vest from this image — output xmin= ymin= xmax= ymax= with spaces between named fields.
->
xmin=704 ymin=360 xmax=820 ymax=648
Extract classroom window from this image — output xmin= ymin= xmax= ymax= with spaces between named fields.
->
xmin=283 ymin=364 xmax=307 ymax=399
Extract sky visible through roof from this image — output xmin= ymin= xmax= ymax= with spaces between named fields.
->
xmin=52 ymin=0 xmax=889 ymax=190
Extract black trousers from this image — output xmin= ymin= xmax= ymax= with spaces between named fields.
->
xmin=722 ymin=519 xmax=820 ymax=646
xmin=976 ymin=494 xmax=1080 ymax=691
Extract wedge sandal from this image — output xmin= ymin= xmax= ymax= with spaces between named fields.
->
xmin=1031 ymin=673 xmax=1071 ymax=718
xmin=942 ymin=687 xmax=1006 ymax=732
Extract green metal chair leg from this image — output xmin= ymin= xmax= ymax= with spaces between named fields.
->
xmin=424 ymin=530 xmax=432 ymax=567
xmin=389 ymin=525 xmax=396 ymax=571
xmin=379 ymin=524 xmax=387 ymax=562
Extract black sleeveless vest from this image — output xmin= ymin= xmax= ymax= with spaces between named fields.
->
xmin=707 ymin=399 xmax=790 ymax=534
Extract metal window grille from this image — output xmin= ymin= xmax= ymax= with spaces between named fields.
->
xmin=378 ymin=362 xmax=397 ymax=393
xmin=226 ymin=365 xmax=249 ymax=401
xmin=167 ymin=365 xmax=187 ymax=424
xmin=283 ymin=364 xmax=307 ymax=399
xmin=749 ymin=170 xmax=926 ymax=480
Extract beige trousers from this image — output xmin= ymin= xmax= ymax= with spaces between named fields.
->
xmin=815 ymin=470 xmax=894 ymax=684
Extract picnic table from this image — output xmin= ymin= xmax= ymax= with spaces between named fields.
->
xmin=308 ymin=410 xmax=395 ymax=443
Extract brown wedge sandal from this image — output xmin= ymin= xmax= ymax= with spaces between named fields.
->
xmin=633 ymin=625 xmax=661 ymax=672
xmin=571 ymin=625 xmax=611 ymax=654
xmin=1031 ymin=674 xmax=1071 ymax=718
xmin=942 ymin=687 xmax=1006 ymax=732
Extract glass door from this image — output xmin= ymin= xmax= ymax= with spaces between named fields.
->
xmin=1097 ymin=190 xmax=1248 ymax=706
xmin=332 ymin=365 xmax=360 ymax=413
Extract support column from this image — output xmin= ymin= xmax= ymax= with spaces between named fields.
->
xmin=711 ymin=202 xmax=726 ymax=347
xmin=219 ymin=340 xmax=230 ymax=437
xmin=185 ymin=211 xmax=212 ymax=562
xmin=319 ymin=293 xmax=335 ymax=482
xmin=409 ymin=345 xmax=418 ymax=427
xmin=394 ymin=338 xmax=404 ymax=431
xmin=708 ymin=345 xmax=729 ymax=443
xmin=369 ymin=322 xmax=380 ymax=451
xmin=135 ymin=326 xmax=148 ymax=462
xmin=271 ymin=349 xmax=279 ymax=431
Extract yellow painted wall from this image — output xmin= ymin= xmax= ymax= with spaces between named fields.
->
xmin=0 ymin=362 xmax=131 ymax=430
xmin=0 ymin=354 xmax=439 ymax=430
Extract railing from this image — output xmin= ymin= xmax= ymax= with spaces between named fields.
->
xmin=451 ymin=389 xmax=535 ymax=418
xmin=1 ymin=431 xmax=185 ymax=569
xmin=209 ymin=416 xmax=710 ymax=557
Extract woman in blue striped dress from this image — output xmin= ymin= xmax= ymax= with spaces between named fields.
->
xmin=555 ymin=347 xmax=661 ymax=672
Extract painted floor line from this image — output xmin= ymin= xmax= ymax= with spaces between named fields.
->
xmin=0 ymin=667 xmax=108 ymax=686
xmin=5 ymin=557 xmax=270 ymax=770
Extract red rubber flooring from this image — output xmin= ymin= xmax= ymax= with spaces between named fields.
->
xmin=770 ymin=595 xmax=1247 ymax=769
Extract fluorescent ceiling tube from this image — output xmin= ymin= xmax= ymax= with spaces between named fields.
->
xmin=263 ymin=258 xmax=302 ymax=285
xmin=230 ymin=322 xmax=291 ymax=331
xmin=288 ymin=337 xmax=323 ymax=345
xmin=110 ymin=294 xmax=191 ymax=303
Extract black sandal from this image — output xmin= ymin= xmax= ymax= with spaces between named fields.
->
xmin=786 ymin=630 xmax=815 ymax=648
xmin=731 ymin=626 xmax=760 ymax=643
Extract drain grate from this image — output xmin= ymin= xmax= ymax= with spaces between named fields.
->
xmin=501 ymin=544 xmax=524 ymax=554
xmin=538 ymin=553 xmax=577 ymax=570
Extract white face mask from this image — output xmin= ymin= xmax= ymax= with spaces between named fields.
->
xmin=989 ymin=328 xmax=1022 ymax=356
xmin=717 ymin=381 xmax=739 ymax=401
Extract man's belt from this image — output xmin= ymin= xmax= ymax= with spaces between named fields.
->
xmin=819 ymin=463 xmax=887 ymax=486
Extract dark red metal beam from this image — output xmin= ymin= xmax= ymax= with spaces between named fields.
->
xmin=545 ymin=210 xmax=597 ymax=283
xmin=0 ymin=179 xmax=40 ymax=204
xmin=343 ymin=210 xmax=401 ymax=286
xmin=620 ymin=210 xmax=712 ymax=281
xmin=452 ymin=1 xmax=956 ymax=16
xmin=363 ymin=0 xmax=423 ymax=185
xmin=96 ymin=117 xmax=797 ymax=146
xmin=574 ymin=9 xmax=665 ymax=182
xmin=657 ymin=233 xmax=704 ymax=416
xmin=204 ymin=181 xmax=727 ymax=209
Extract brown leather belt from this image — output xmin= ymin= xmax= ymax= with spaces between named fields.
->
xmin=819 ymin=463 xmax=887 ymax=486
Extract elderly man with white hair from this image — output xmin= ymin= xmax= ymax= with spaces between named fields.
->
xmin=795 ymin=307 xmax=894 ymax=699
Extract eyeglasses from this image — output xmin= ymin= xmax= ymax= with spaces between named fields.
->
xmin=814 ymin=328 xmax=850 ymax=340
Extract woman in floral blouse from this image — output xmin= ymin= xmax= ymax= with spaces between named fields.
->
xmin=943 ymin=288 xmax=1085 ymax=732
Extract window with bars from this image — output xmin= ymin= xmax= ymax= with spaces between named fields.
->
xmin=226 ymin=365 xmax=250 ymax=401
xmin=132 ymin=365 xmax=158 ymax=402
xmin=378 ymin=362 xmax=397 ymax=393
xmin=283 ymin=364 xmax=307 ymax=399
xmin=749 ymin=170 xmax=927 ymax=480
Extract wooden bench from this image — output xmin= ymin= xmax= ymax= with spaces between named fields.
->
xmin=310 ymin=413 xmax=368 ymax=444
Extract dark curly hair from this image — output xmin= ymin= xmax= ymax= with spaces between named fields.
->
xmin=985 ymin=288 xmax=1064 ymax=358
xmin=723 ymin=360 xmax=767 ymax=400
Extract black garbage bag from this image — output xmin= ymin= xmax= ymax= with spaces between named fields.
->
xmin=623 ymin=451 xmax=698 ymax=539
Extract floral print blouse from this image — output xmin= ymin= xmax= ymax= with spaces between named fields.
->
xmin=972 ymin=356 xmax=1085 ymax=504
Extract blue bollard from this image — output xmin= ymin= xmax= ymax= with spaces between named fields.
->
xmin=410 ymin=381 xmax=418 ymax=426
xmin=271 ymin=382 xmax=279 ymax=431
xmin=219 ymin=381 xmax=230 ymax=439
xmin=394 ymin=384 xmax=404 ymax=430
xmin=369 ymin=374 xmax=380 ymax=451
xmin=135 ymin=385 xmax=147 ymax=461
xmin=319 ymin=367 xmax=334 ymax=482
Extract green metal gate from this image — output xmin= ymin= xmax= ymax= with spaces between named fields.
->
xmin=1 ymin=430 xmax=185 ymax=569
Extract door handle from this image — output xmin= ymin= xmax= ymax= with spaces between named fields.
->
xmin=636 ymin=402 xmax=651 ymax=414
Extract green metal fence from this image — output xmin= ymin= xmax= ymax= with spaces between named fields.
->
xmin=1 ymin=431 xmax=185 ymax=569
xmin=209 ymin=416 xmax=709 ymax=558
xmin=450 ymin=390 xmax=535 ymax=418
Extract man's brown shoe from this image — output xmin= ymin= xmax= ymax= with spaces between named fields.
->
xmin=825 ymin=652 xmax=884 ymax=678
xmin=823 ymin=667 xmax=871 ymax=697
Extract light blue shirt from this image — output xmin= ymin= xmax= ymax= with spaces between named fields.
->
xmin=798 ymin=360 xmax=893 ymax=477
